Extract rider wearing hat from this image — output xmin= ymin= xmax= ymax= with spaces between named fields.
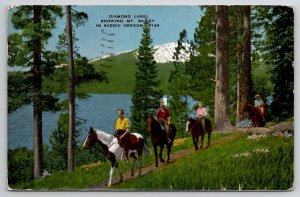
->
xmin=254 ymin=94 xmax=266 ymax=121
xmin=155 ymin=102 xmax=171 ymax=143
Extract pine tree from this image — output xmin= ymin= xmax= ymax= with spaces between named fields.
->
xmin=189 ymin=6 xmax=216 ymax=111
xmin=46 ymin=7 xmax=107 ymax=172
xmin=267 ymin=7 xmax=294 ymax=119
xmin=8 ymin=5 xmax=63 ymax=179
xmin=235 ymin=6 xmax=252 ymax=122
xmin=215 ymin=6 xmax=232 ymax=132
xmin=66 ymin=5 xmax=75 ymax=172
xmin=131 ymin=19 xmax=161 ymax=136
xmin=169 ymin=29 xmax=191 ymax=135
xmin=252 ymin=6 xmax=294 ymax=119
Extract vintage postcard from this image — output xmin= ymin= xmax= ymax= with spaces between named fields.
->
xmin=7 ymin=4 xmax=294 ymax=191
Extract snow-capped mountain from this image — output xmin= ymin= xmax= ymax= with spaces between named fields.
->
xmin=153 ymin=42 xmax=190 ymax=63
xmin=89 ymin=42 xmax=191 ymax=64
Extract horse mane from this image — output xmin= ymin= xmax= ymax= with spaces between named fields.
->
xmin=150 ymin=116 xmax=161 ymax=132
xmin=94 ymin=129 xmax=115 ymax=148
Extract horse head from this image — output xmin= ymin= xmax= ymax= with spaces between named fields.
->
xmin=186 ymin=118 xmax=199 ymax=132
xmin=146 ymin=115 xmax=154 ymax=133
xmin=240 ymin=104 xmax=254 ymax=114
xmin=185 ymin=117 xmax=193 ymax=132
xmin=83 ymin=127 xmax=98 ymax=149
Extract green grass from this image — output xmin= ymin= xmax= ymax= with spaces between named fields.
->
xmin=114 ymin=133 xmax=294 ymax=191
xmin=12 ymin=132 xmax=229 ymax=190
xmin=12 ymin=132 xmax=293 ymax=191
xmin=44 ymin=51 xmax=174 ymax=94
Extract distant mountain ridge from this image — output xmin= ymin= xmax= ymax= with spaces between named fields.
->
xmin=89 ymin=42 xmax=190 ymax=64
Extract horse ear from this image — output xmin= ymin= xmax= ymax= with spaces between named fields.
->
xmin=89 ymin=127 xmax=94 ymax=133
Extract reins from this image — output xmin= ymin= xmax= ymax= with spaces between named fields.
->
xmin=189 ymin=120 xmax=201 ymax=131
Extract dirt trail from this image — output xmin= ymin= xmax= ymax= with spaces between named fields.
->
xmin=90 ymin=133 xmax=241 ymax=190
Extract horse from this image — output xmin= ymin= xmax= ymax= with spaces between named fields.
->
xmin=240 ymin=104 xmax=267 ymax=127
xmin=185 ymin=118 xmax=213 ymax=150
xmin=146 ymin=115 xmax=176 ymax=167
xmin=114 ymin=129 xmax=151 ymax=176
xmin=83 ymin=127 xmax=150 ymax=187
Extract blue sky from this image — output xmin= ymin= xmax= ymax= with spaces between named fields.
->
xmin=8 ymin=6 xmax=203 ymax=59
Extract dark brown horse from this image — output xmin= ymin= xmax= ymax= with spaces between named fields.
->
xmin=186 ymin=118 xmax=213 ymax=150
xmin=240 ymin=104 xmax=267 ymax=127
xmin=146 ymin=116 xmax=176 ymax=167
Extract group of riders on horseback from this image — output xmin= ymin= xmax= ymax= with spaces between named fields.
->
xmin=83 ymin=94 xmax=269 ymax=186
xmin=114 ymin=93 xmax=269 ymax=158
xmin=114 ymin=102 xmax=173 ymax=160
xmin=114 ymin=100 xmax=210 ymax=159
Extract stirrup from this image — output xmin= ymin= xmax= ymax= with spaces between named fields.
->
xmin=167 ymin=138 xmax=171 ymax=144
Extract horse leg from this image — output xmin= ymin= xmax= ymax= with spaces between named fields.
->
xmin=194 ymin=136 xmax=199 ymax=150
xmin=159 ymin=144 xmax=165 ymax=163
xmin=200 ymin=134 xmax=204 ymax=149
xmin=153 ymin=144 xmax=158 ymax=167
xmin=116 ymin=162 xmax=123 ymax=183
xmin=207 ymin=132 xmax=211 ymax=147
xmin=138 ymin=152 xmax=142 ymax=176
xmin=166 ymin=143 xmax=172 ymax=163
xmin=130 ymin=152 xmax=137 ymax=177
xmin=107 ymin=166 xmax=114 ymax=188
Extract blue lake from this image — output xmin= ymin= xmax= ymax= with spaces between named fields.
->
xmin=8 ymin=94 xmax=132 ymax=149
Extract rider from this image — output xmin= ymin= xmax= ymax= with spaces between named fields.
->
xmin=196 ymin=101 xmax=207 ymax=133
xmin=254 ymin=94 xmax=266 ymax=120
xmin=114 ymin=109 xmax=130 ymax=160
xmin=155 ymin=102 xmax=171 ymax=143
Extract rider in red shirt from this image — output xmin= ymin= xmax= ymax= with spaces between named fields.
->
xmin=156 ymin=102 xmax=171 ymax=143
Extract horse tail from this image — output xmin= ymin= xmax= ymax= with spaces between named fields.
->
xmin=143 ymin=143 xmax=151 ymax=155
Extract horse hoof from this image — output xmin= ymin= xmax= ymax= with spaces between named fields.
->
xmin=131 ymin=173 xmax=134 ymax=177
xmin=107 ymin=184 xmax=112 ymax=188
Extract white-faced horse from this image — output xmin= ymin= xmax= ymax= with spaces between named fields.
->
xmin=83 ymin=127 xmax=150 ymax=187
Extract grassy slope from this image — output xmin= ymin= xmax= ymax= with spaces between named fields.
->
xmin=76 ymin=51 xmax=173 ymax=94
xmin=115 ymin=133 xmax=294 ymax=191
xmin=13 ymin=133 xmax=228 ymax=190
xmin=12 ymin=132 xmax=293 ymax=190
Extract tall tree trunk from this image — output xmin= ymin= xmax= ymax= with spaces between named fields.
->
xmin=33 ymin=5 xmax=43 ymax=179
xmin=236 ymin=6 xmax=242 ymax=122
xmin=215 ymin=6 xmax=232 ymax=132
xmin=66 ymin=5 xmax=75 ymax=171
xmin=237 ymin=6 xmax=252 ymax=121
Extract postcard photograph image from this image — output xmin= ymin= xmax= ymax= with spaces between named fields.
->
xmin=7 ymin=5 xmax=294 ymax=191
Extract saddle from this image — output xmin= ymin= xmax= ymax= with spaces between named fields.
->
xmin=115 ymin=130 xmax=139 ymax=146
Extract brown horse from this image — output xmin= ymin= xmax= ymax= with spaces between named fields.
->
xmin=114 ymin=129 xmax=151 ymax=176
xmin=83 ymin=127 xmax=150 ymax=187
xmin=186 ymin=118 xmax=213 ymax=150
xmin=240 ymin=104 xmax=267 ymax=127
xmin=146 ymin=116 xmax=176 ymax=167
